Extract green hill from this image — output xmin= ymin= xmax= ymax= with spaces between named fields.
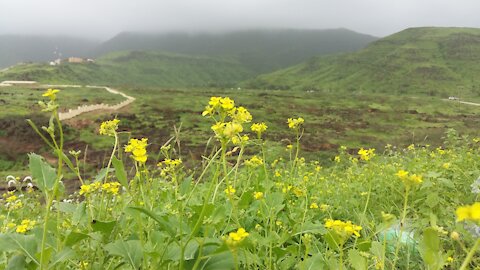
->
xmin=0 ymin=51 xmax=251 ymax=87
xmin=247 ymin=27 xmax=480 ymax=97
xmin=95 ymin=29 xmax=377 ymax=74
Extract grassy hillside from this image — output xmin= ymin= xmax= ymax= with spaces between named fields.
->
xmin=0 ymin=35 xmax=98 ymax=69
xmin=247 ymin=27 xmax=480 ymax=97
xmin=0 ymin=51 xmax=251 ymax=87
xmin=95 ymin=29 xmax=378 ymax=73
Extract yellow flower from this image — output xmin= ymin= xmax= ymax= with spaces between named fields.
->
xmin=253 ymin=191 xmax=264 ymax=200
xmin=310 ymin=202 xmax=319 ymax=209
xmin=223 ymin=122 xmax=243 ymax=138
xmin=6 ymin=195 xmax=17 ymax=203
xmin=358 ymin=148 xmax=375 ymax=161
xmin=324 ymin=218 xmax=362 ymax=238
xmin=16 ymin=219 xmax=36 ymax=234
xmin=251 ymin=122 xmax=268 ymax=137
xmin=125 ymin=138 xmax=148 ymax=163
xmin=226 ymin=228 xmax=249 ymax=246
xmin=42 ymin=88 xmax=60 ymax=100
xmin=245 ymin=156 xmax=263 ymax=167
xmin=396 ymin=170 xmax=409 ymax=179
xmin=456 ymin=202 xmax=480 ymax=223
xmin=232 ymin=135 xmax=249 ymax=145
xmin=320 ymin=204 xmax=330 ymax=211
xmin=334 ymin=156 xmax=341 ymax=163
xmin=232 ymin=106 xmax=252 ymax=123
xmin=287 ymin=117 xmax=304 ymax=129
xmin=99 ymin=119 xmax=120 ymax=136
xmin=225 ymin=185 xmax=236 ymax=196
xmin=442 ymin=163 xmax=450 ymax=169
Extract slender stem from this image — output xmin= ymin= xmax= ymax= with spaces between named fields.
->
xmin=392 ymin=187 xmax=409 ymax=269
xmin=459 ymin=238 xmax=480 ymax=270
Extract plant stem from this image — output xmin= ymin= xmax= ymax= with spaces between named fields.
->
xmin=459 ymin=238 xmax=480 ymax=270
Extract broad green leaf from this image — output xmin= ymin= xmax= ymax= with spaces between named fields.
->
xmin=298 ymin=253 xmax=325 ymax=270
xmin=2 ymin=233 xmax=40 ymax=266
xmin=65 ymin=232 xmax=89 ymax=247
xmin=348 ymin=249 xmax=367 ymax=270
xmin=105 ymin=240 xmax=143 ymax=269
xmin=179 ymin=175 xmax=193 ymax=196
xmin=324 ymin=231 xmax=342 ymax=252
xmin=418 ymin=227 xmax=445 ymax=270
xmin=6 ymin=254 xmax=27 ymax=270
xmin=50 ymin=248 xmax=75 ymax=267
xmin=200 ymin=251 xmax=234 ymax=270
xmin=28 ymin=153 xmax=57 ymax=192
xmin=72 ymin=202 xmax=87 ymax=226
xmin=94 ymin=167 xmax=114 ymax=182
xmin=126 ymin=207 xmax=176 ymax=237
xmin=111 ymin=156 xmax=128 ymax=187
xmin=92 ymin=220 xmax=116 ymax=237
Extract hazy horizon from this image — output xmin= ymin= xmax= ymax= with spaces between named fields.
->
xmin=1 ymin=0 xmax=480 ymax=40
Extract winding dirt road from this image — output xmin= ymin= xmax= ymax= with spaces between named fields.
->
xmin=1 ymin=82 xmax=135 ymax=120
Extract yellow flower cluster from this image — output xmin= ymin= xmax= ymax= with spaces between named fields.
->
xmin=42 ymin=88 xmax=60 ymax=100
xmin=244 ymin=155 xmax=263 ymax=167
xmin=80 ymin=182 xmax=121 ymax=196
xmin=16 ymin=219 xmax=36 ymax=234
xmin=225 ymin=228 xmax=249 ymax=247
xmin=251 ymin=122 xmax=268 ymax=138
xmin=396 ymin=170 xmax=423 ymax=186
xmin=125 ymin=138 xmax=148 ymax=163
xmin=202 ymin=97 xmax=235 ymax=116
xmin=203 ymin=97 xmax=253 ymax=142
xmin=358 ymin=148 xmax=375 ymax=161
xmin=157 ymin=159 xmax=183 ymax=177
xmin=253 ymin=191 xmax=264 ymax=200
xmin=456 ymin=202 xmax=480 ymax=223
xmin=225 ymin=185 xmax=236 ymax=196
xmin=99 ymin=119 xmax=120 ymax=136
xmin=324 ymin=219 xmax=362 ymax=238
xmin=232 ymin=135 xmax=249 ymax=145
xmin=287 ymin=117 xmax=304 ymax=129
xmin=3 ymin=192 xmax=22 ymax=210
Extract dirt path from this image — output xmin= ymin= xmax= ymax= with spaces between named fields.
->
xmin=0 ymin=82 xmax=136 ymax=120
xmin=444 ymin=99 xmax=480 ymax=106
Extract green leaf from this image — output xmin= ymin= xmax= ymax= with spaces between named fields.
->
xmin=92 ymin=220 xmax=116 ymax=238
xmin=418 ymin=227 xmax=445 ymax=270
xmin=28 ymin=153 xmax=57 ymax=193
xmin=179 ymin=175 xmax=193 ymax=196
xmin=324 ymin=231 xmax=343 ymax=252
xmin=65 ymin=232 xmax=89 ymax=247
xmin=105 ymin=240 xmax=143 ymax=269
xmin=6 ymin=254 xmax=27 ymax=270
xmin=348 ymin=249 xmax=367 ymax=270
xmin=111 ymin=157 xmax=128 ymax=187
xmin=200 ymin=250 xmax=234 ymax=270
xmin=0 ymin=233 xmax=40 ymax=266
xmin=72 ymin=202 xmax=87 ymax=226
xmin=298 ymin=254 xmax=325 ymax=270
xmin=94 ymin=167 xmax=114 ymax=182
xmin=125 ymin=207 xmax=176 ymax=237
xmin=50 ymin=248 xmax=75 ymax=267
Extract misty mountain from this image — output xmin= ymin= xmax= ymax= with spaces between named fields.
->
xmin=0 ymin=35 xmax=99 ymax=69
xmin=95 ymin=29 xmax=378 ymax=73
xmin=246 ymin=27 xmax=480 ymax=96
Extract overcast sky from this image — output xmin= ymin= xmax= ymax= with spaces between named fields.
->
xmin=0 ymin=0 xmax=479 ymax=40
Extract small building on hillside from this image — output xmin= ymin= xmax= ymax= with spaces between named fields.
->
xmin=68 ymin=57 xmax=85 ymax=63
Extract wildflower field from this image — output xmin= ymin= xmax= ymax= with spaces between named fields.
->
xmin=1 ymin=90 xmax=479 ymax=269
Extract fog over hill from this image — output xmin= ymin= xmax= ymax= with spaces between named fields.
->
xmin=0 ymin=28 xmax=377 ymax=73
